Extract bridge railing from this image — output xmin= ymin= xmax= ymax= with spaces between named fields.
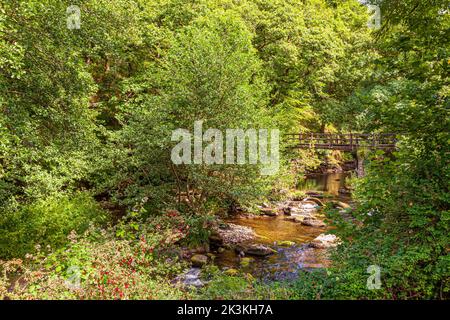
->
xmin=285 ymin=133 xmax=397 ymax=151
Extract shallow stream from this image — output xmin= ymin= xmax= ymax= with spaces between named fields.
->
xmin=214 ymin=173 xmax=350 ymax=281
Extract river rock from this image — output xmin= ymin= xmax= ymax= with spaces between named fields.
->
xmin=278 ymin=240 xmax=296 ymax=247
xmin=280 ymin=200 xmax=317 ymax=216
xmin=285 ymin=200 xmax=302 ymax=206
xmin=331 ymin=201 xmax=351 ymax=210
xmin=285 ymin=216 xmax=304 ymax=223
xmin=290 ymin=207 xmax=315 ymax=216
xmin=260 ymin=208 xmax=278 ymax=216
xmin=300 ymin=201 xmax=318 ymax=209
xmin=212 ymin=223 xmax=255 ymax=245
xmin=236 ymin=244 xmax=277 ymax=257
xmin=301 ymin=217 xmax=326 ymax=228
xmin=303 ymin=197 xmax=324 ymax=206
xmin=240 ymin=257 xmax=254 ymax=266
xmin=338 ymin=187 xmax=352 ymax=195
xmin=190 ymin=254 xmax=208 ymax=267
xmin=209 ymin=232 xmax=224 ymax=245
xmin=310 ymin=234 xmax=340 ymax=249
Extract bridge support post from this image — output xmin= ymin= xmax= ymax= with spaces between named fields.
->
xmin=356 ymin=153 xmax=365 ymax=177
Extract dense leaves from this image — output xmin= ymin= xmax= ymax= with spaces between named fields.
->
xmin=0 ymin=0 xmax=448 ymax=299
xmin=324 ymin=0 xmax=450 ymax=299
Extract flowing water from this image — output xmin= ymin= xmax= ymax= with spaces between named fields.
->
xmin=214 ymin=172 xmax=351 ymax=281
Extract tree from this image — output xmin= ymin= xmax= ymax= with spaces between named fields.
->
xmin=103 ymin=11 xmax=273 ymax=215
xmin=327 ymin=0 xmax=449 ymax=299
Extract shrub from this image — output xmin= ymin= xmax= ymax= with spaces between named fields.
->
xmin=0 ymin=220 xmax=190 ymax=300
xmin=0 ymin=192 xmax=107 ymax=258
xmin=196 ymin=269 xmax=337 ymax=300
xmin=198 ymin=271 xmax=254 ymax=300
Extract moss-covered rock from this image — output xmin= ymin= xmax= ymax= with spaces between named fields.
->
xmin=278 ymin=240 xmax=296 ymax=247
xmin=240 ymin=257 xmax=254 ymax=266
xmin=191 ymin=254 xmax=208 ymax=267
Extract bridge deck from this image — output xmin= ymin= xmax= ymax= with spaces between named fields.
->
xmin=286 ymin=133 xmax=397 ymax=151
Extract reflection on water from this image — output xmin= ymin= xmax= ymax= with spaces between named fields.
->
xmin=214 ymin=173 xmax=350 ymax=281
xmin=297 ymin=172 xmax=349 ymax=196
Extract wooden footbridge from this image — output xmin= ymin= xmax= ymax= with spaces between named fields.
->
xmin=286 ymin=133 xmax=398 ymax=151
xmin=285 ymin=132 xmax=398 ymax=177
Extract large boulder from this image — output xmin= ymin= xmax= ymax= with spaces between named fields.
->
xmin=213 ymin=223 xmax=255 ymax=245
xmin=310 ymin=234 xmax=340 ymax=249
xmin=280 ymin=199 xmax=317 ymax=217
xmin=290 ymin=207 xmax=315 ymax=217
xmin=300 ymin=201 xmax=318 ymax=209
xmin=190 ymin=254 xmax=208 ymax=267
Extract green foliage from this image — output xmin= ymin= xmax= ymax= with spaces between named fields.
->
xmin=326 ymin=146 xmax=449 ymax=299
xmin=1 ymin=0 xmax=447 ymax=300
xmin=198 ymin=268 xmax=255 ymax=300
xmin=1 ymin=0 xmax=374 ymax=214
xmin=100 ymin=8 xmax=274 ymax=213
xmin=197 ymin=269 xmax=341 ymax=300
xmin=181 ymin=214 xmax=215 ymax=247
xmin=322 ymin=0 xmax=450 ymax=299
xmin=0 ymin=192 xmax=107 ymax=258
xmin=0 ymin=220 xmax=189 ymax=300
xmin=0 ymin=0 xmax=146 ymax=208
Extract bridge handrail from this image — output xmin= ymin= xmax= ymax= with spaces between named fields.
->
xmin=285 ymin=132 xmax=398 ymax=150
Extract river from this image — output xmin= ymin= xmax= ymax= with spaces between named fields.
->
xmin=214 ymin=172 xmax=351 ymax=281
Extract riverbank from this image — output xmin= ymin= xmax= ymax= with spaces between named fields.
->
xmin=1 ymin=173 xmax=352 ymax=300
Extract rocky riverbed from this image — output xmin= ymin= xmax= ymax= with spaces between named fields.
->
xmin=176 ymin=172 xmax=352 ymax=286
